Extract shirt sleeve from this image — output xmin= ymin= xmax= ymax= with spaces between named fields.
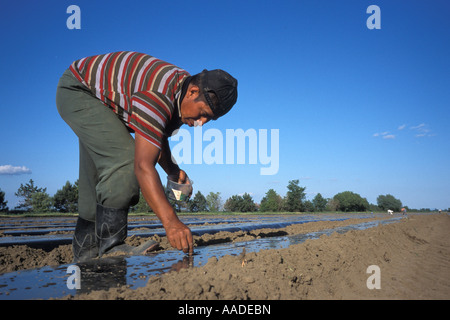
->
xmin=129 ymin=91 xmax=175 ymax=149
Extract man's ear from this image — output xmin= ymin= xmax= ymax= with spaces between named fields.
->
xmin=187 ymin=84 xmax=201 ymax=99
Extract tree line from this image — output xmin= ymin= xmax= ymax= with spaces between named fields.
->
xmin=0 ymin=179 xmax=224 ymax=214
xmin=220 ymin=180 xmax=409 ymax=213
xmin=0 ymin=178 xmax=446 ymax=214
xmin=0 ymin=179 xmax=78 ymax=213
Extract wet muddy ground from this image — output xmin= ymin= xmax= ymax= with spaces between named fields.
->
xmin=1 ymin=213 xmax=449 ymax=300
xmin=0 ymin=214 xmax=387 ymax=275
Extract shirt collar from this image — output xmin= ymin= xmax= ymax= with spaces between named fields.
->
xmin=175 ymin=91 xmax=182 ymax=118
xmin=175 ymin=76 xmax=192 ymax=118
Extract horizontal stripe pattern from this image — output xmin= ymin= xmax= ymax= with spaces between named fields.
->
xmin=69 ymin=51 xmax=189 ymax=148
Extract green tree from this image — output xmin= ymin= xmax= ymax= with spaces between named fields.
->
xmin=326 ymin=198 xmax=340 ymax=211
xmin=15 ymin=179 xmax=46 ymax=211
xmin=224 ymin=195 xmax=242 ymax=212
xmin=132 ymin=191 xmax=153 ymax=213
xmin=31 ymin=191 xmax=52 ymax=212
xmin=189 ymin=191 xmax=208 ymax=212
xmin=0 ymin=188 xmax=8 ymax=212
xmin=241 ymin=193 xmax=257 ymax=212
xmin=368 ymin=203 xmax=381 ymax=212
xmin=377 ymin=194 xmax=402 ymax=212
xmin=284 ymin=180 xmax=306 ymax=212
xmin=53 ymin=180 xmax=78 ymax=213
xmin=312 ymin=193 xmax=327 ymax=212
xmin=224 ymin=193 xmax=256 ymax=212
xmin=260 ymin=189 xmax=282 ymax=212
xmin=206 ymin=191 xmax=222 ymax=212
xmin=333 ymin=191 xmax=369 ymax=212
xmin=302 ymin=200 xmax=314 ymax=212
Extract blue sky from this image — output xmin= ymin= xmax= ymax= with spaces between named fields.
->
xmin=1 ymin=0 xmax=449 ymax=210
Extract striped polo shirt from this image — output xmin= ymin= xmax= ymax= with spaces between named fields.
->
xmin=69 ymin=51 xmax=190 ymax=149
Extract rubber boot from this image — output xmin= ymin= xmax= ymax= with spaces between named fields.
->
xmin=96 ymin=204 xmax=128 ymax=257
xmin=72 ymin=217 xmax=98 ymax=263
xmin=95 ymin=204 xmax=159 ymax=257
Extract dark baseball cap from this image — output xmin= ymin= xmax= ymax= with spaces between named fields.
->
xmin=201 ymin=69 xmax=238 ymax=120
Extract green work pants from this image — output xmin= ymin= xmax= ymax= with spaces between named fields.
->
xmin=56 ymin=69 xmax=139 ymax=221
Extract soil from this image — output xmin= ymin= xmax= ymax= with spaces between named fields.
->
xmin=1 ymin=213 xmax=449 ymax=300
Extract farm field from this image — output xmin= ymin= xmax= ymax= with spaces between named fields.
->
xmin=1 ymin=212 xmax=449 ymax=300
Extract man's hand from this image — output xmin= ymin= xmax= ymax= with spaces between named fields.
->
xmin=176 ymin=169 xmax=193 ymax=198
xmin=165 ymin=218 xmax=194 ymax=254
xmin=177 ymin=169 xmax=189 ymax=184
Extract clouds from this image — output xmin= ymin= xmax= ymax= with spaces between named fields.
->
xmin=410 ymin=123 xmax=435 ymax=138
xmin=0 ymin=165 xmax=32 ymax=175
xmin=373 ymin=131 xmax=396 ymax=139
xmin=373 ymin=123 xmax=435 ymax=140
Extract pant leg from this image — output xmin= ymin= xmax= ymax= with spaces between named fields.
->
xmin=77 ymin=140 xmax=99 ymax=221
xmin=56 ymin=70 xmax=139 ymax=219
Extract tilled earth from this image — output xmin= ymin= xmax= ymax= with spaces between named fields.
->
xmin=1 ymin=213 xmax=449 ymax=300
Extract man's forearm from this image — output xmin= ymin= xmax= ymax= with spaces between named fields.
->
xmin=135 ymin=163 xmax=193 ymax=253
xmin=134 ymin=133 xmax=193 ymax=253
xmin=135 ymin=163 xmax=179 ymax=226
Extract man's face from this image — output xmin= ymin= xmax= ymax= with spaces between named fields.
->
xmin=180 ymin=85 xmax=214 ymax=127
